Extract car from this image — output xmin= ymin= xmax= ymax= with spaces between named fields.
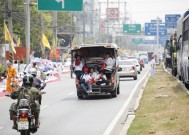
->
xmin=71 ymin=43 xmax=120 ymax=99
xmin=129 ymin=59 xmax=141 ymax=74
xmin=139 ymin=53 xmax=148 ymax=64
xmin=117 ymin=60 xmax=138 ymax=80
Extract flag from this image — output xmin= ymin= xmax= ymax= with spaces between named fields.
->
xmin=4 ymin=22 xmax=16 ymax=54
xmin=52 ymin=36 xmax=56 ymax=55
xmin=42 ymin=34 xmax=51 ymax=49
xmin=17 ymin=37 xmax=21 ymax=47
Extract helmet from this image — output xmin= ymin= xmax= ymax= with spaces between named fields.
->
xmin=30 ymin=68 xmax=37 ymax=76
xmin=23 ymin=75 xmax=34 ymax=87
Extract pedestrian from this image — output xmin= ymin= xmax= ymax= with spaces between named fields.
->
xmin=13 ymin=61 xmax=18 ymax=75
xmin=18 ymin=60 xmax=25 ymax=74
xmin=150 ymin=55 xmax=156 ymax=77
xmin=80 ymin=68 xmax=92 ymax=93
xmin=73 ymin=55 xmax=83 ymax=79
xmin=6 ymin=62 xmax=17 ymax=93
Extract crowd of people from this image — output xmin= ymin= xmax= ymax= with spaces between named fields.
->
xmin=0 ymin=58 xmax=70 ymax=93
xmin=72 ymin=52 xmax=119 ymax=93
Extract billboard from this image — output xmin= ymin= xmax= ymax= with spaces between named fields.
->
xmin=107 ymin=8 xmax=119 ymax=20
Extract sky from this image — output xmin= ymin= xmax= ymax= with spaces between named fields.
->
xmin=100 ymin=0 xmax=189 ymax=26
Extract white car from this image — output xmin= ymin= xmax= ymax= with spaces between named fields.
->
xmin=118 ymin=60 xmax=138 ymax=80
xmin=130 ymin=59 xmax=141 ymax=74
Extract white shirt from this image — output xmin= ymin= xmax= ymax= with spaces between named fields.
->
xmin=105 ymin=57 xmax=113 ymax=69
xmin=19 ymin=64 xmax=25 ymax=73
xmin=81 ymin=74 xmax=92 ymax=82
xmin=73 ymin=61 xmax=83 ymax=71
xmin=151 ymin=59 xmax=156 ymax=68
xmin=13 ymin=63 xmax=18 ymax=73
xmin=96 ymin=74 xmax=107 ymax=81
xmin=90 ymin=72 xmax=98 ymax=79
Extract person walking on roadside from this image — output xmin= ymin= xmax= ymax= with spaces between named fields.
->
xmin=6 ymin=62 xmax=17 ymax=93
xmin=18 ymin=60 xmax=25 ymax=75
xmin=150 ymin=55 xmax=156 ymax=77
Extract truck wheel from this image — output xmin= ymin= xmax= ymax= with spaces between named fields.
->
xmin=77 ymin=92 xmax=83 ymax=99
xmin=117 ymin=84 xmax=120 ymax=94
xmin=134 ymin=76 xmax=137 ymax=80
xmin=111 ymin=89 xmax=117 ymax=98
xmin=185 ymin=83 xmax=189 ymax=90
xmin=138 ymin=71 xmax=140 ymax=74
xmin=179 ymin=75 xmax=182 ymax=81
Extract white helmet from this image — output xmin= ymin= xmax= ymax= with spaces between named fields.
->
xmin=29 ymin=68 xmax=37 ymax=76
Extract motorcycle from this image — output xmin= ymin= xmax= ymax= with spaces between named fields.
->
xmin=7 ymin=87 xmax=40 ymax=135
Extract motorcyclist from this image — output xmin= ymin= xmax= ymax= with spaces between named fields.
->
xmin=9 ymin=75 xmax=42 ymax=129
xmin=30 ymin=68 xmax=44 ymax=105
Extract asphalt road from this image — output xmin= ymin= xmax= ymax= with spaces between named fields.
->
xmin=0 ymin=65 xmax=149 ymax=135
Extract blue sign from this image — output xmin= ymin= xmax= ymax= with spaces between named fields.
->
xmin=165 ymin=14 xmax=181 ymax=28
xmin=143 ymin=40 xmax=157 ymax=44
xmin=159 ymin=36 xmax=170 ymax=44
xmin=151 ymin=19 xmax=162 ymax=23
xmin=143 ymin=37 xmax=169 ymax=45
xmin=145 ymin=23 xmax=167 ymax=36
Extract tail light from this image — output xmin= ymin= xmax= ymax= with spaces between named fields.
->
xmin=20 ymin=112 xmax=27 ymax=118
xmin=132 ymin=66 xmax=135 ymax=70
xmin=76 ymin=78 xmax=79 ymax=87
xmin=111 ymin=76 xmax=115 ymax=84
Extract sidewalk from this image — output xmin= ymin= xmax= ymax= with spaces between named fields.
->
xmin=127 ymin=64 xmax=189 ymax=135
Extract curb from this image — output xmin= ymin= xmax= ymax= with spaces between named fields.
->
xmin=119 ymin=76 xmax=150 ymax=135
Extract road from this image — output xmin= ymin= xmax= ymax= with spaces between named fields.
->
xmin=0 ymin=65 xmax=149 ymax=135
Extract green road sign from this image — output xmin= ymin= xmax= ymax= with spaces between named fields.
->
xmin=123 ymin=24 xmax=141 ymax=34
xmin=132 ymin=38 xmax=143 ymax=44
xmin=38 ymin=0 xmax=83 ymax=11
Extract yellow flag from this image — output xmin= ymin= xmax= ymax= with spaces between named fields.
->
xmin=4 ymin=22 xmax=16 ymax=54
xmin=52 ymin=36 xmax=56 ymax=55
xmin=42 ymin=34 xmax=51 ymax=49
xmin=17 ymin=37 xmax=21 ymax=47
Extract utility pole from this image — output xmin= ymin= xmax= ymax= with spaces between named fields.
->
xmin=83 ymin=2 xmax=86 ymax=45
xmin=40 ymin=12 xmax=45 ymax=59
xmin=107 ymin=0 xmax=109 ymax=42
xmin=8 ymin=0 xmax=13 ymax=61
xmin=156 ymin=17 xmax=159 ymax=52
xmin=124 ymin=2 xmax=127 ymax=24
xmin=52 ymin=11 xmax=57 ymax=60
xmin=25 ymin=0 xmax=30 ymax=65
xmin=98 ymin=2 xmax=101 ymax=43
xmin=70 ymin=12 xmax=73 ymax=48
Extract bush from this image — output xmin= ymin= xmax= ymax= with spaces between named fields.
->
xmin=0 ymin=65 xmax=6 ymax=74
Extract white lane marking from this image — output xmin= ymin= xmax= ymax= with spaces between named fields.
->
xmin=68 ymin=92 xmax=75 ymax=96
xmin=41 ymin=105 xmax=49 ymax=110
xmin=0 ymin=127 xmax=4 ymax=130
xmin=103 ymin=67 xmax=150 ymax=135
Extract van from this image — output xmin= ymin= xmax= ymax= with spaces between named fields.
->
xmin=71 ymin=43 xmax=120 ymax=99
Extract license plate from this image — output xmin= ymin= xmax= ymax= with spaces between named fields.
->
xmin=17 ymin=121 xmax=29 ymax=130
xmin=123 ymin=68 xmax=129 ymax=71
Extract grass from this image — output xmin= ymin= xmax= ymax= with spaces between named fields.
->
xmin=127 ymin=64 xmax=189 ymax=135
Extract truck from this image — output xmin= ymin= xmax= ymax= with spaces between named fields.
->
xmin=175 ymin=10 xmax=189 ymax=89
xmin=71 ymin=43 xmax=120 ymax=99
